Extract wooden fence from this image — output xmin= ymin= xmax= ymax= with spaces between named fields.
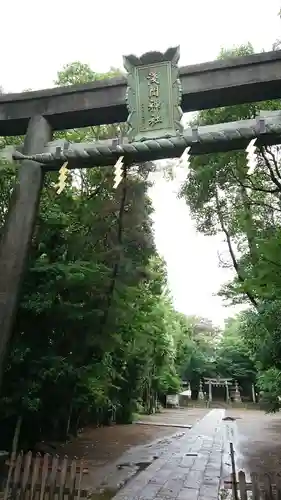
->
xmin=2 ymin=451 xmax=88 ymax=500
xmin=224 ymin=470 xmax=281 ymax=499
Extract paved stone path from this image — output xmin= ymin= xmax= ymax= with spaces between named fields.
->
xmin=112 ymin=409 xmax=225 ymax=500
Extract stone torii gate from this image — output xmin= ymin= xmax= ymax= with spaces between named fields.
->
xmin=0 ymin=46 xmax=281 ymax=389
xmin=204 ymin=378 xmax=233 ymax=403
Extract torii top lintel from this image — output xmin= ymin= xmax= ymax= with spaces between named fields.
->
xmin=1 ymin=49 xmax=281 ymax=136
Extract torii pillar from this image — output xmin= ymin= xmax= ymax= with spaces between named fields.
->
xmin=208 ymin=380 xmax=212 ymax=402
xmin=0 ymin=116 xmax=52 ymax=392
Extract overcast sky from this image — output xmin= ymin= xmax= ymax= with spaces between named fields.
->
xmin=1 ymin=0 xmax=280 ymax=325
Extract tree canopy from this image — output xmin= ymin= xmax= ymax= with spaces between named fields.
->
xmin=180 ymin=43 xmax=281 ymax=411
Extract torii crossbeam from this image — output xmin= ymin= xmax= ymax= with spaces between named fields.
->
xmin=9 ymin=112 xmax=281 ymax=168
xmin=0 ymin=49 xmax=281 ymax=136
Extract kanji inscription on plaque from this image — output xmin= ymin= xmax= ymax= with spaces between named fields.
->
xmin=123 ymin=47 xmax=183 ymax=141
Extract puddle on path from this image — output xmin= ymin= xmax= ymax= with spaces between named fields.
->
xmin=92 ymin=460 xmax=153 ymax=499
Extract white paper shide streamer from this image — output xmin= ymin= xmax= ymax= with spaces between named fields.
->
xmin=178 ymin=146 xmax=191 ymax=168
xmin=246 ymin=138 xmax=257 ymax=175
xmin=56 ymin=161 xmax=69 ymax=194
xmin=174 ymin=146 xmax=191 ymax=184
xmin=113 ymin=156 xmax=124 ymax=189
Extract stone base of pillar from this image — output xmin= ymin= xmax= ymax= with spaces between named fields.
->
xmin=234 ymin=392 xmax=241 ymax=402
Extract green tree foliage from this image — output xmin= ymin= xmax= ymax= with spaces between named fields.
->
xmin=0 ymin=63 xmax=182 ymax=448
xmin=175 ymin=315 xmax=218 ymax=384
xmin=174 ymin=313 xmax=256 ymax=390
xmin=238 ymin=301 xmax=281 ymax=411
xmin=180 ymin=43 xmax=281 ymax=410
xmin=215 ymin=317 xmax=256 ymax=384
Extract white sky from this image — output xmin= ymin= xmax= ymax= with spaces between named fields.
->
xmin=1 ymin=0 xmax=280 ymax=326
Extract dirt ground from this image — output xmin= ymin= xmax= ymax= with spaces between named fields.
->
xmin=225 ymin=408 xmax=281 ymax=476
xmin=55 ymin=408 xmax=207 ymax=465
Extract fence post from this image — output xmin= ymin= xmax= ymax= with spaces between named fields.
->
xmin=263 ymin=473 xmax=274 ymax=500
xmin=238 ymin=471 xmax=247 ymax=500
xmin=230 ymin=442 xmax=239 ymax=500
xmin=4 ymin=452 xmax=87 ymax=500
xmin=250 ymin=472 xmax=260 ymax=500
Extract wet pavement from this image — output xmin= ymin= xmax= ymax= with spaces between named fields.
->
xmin=133 ymin=409 xmax=205 ymax=427
xmin=113 ymin=409 xmax=224 ymax=500
xmin=225 ymin=408 xmax=281 ymax=476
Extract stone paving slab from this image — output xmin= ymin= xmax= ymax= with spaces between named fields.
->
xmin=88 ymin=432 xmax=188 ymax=493
xmin=113 ymin=409 xmax=225 ymax=500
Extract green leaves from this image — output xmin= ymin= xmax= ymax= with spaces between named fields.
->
xmin=215 ymin=317 xmax=256 ymax=382
xmin=179 ymin=44 xmax=281 ymax=409
xmin=0 ymin=62 xmax=187 ymax=444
